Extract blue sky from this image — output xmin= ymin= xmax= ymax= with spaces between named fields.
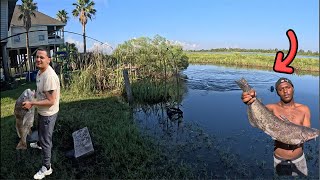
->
xmin=18 ymin=0 xmax=319 ymax=52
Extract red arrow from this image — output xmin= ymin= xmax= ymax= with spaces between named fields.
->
xmin=273 ymin=29 xmax=298 ymax=74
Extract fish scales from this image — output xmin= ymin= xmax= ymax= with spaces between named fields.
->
xmin=14 ymin=89 xmax=35 ymax=149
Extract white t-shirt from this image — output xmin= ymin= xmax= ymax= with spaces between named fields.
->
xmin=36 ymin=66 xmax=60 ymax=116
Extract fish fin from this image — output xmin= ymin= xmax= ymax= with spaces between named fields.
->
xmin=247 ymin=108 xmax=257 ymax=127
xmin=266 ymin=133 xmax=277 ymax=141
xmin=264 ymin=130 xmax=271 ymax=136
xmin=22 ymin=116 xmax=28 ymax=126
xmin=279 ymin=115 xmax=291 ymax=123
xmin=16 ymin=124 xmax=21 ymax=138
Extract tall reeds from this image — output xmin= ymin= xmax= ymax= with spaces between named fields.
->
xmin=66 ymin=35 xmax=190 ymax=103
xmin=130 ymin=77 xmax=187 ymax=105
xmin=68 ymin=52 xmax=123 ymax=95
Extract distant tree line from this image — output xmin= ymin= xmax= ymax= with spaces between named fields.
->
xmin=187 ymin=48 xmax=319 ymax=56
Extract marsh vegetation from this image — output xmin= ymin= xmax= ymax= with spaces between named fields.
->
xmin=187 ymin=52 xmax=319 ymax=73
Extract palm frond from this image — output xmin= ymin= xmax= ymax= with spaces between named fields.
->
xmin=72 ymin=9 xmax=79 ymax=17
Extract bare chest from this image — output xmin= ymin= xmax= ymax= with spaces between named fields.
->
xmin=273 ymin=108 xmax=305 ymax=125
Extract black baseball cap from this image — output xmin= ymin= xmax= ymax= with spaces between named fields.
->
xmin=275 ymin=77 xmax=294 ymax=89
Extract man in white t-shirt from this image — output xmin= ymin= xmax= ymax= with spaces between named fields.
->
xmin=22 ymin=47 xmax=60 ymax=180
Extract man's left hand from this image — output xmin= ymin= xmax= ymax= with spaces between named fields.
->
xmin=22 ymin=101 xmax=33 ymax=110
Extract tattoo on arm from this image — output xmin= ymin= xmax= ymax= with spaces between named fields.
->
xmin=45 ymin=90 xmax=56 ymax=105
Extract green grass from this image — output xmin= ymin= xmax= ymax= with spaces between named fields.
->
xmin=130 ymin=77 xmax=187 ymax=105
xmin=187 ymin=52 xmax=319 ymax=75
xmin=1 ymin=84 xmax=194 ymax=179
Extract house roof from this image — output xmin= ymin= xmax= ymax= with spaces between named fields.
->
xmin=10 ymin=5 xmax=65 ymax=27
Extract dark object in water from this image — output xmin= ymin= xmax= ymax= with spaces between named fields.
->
xmin=236 ymin=77 xmax=320 ymax=145
xmin=270 ymin=86 xmax=274 ymax=92
xmin=180 ymin=73 xmax=188 ymax=80
xmin=166 ymin=107 xmax=183 ymax=121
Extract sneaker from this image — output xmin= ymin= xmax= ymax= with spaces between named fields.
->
xmin=30 ymin=142 xmax=42 ymax=150
xmin=33 ymin=166 xmax=53 ymax=179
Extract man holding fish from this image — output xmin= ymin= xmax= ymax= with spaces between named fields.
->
xmin=22 ymin=47 xmax=60 ymax=179
xmin=241 ymin=77 xmax=314 ymax=177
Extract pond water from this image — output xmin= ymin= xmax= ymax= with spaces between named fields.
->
xmin=133 ymin=64 xmax=319 ymax=178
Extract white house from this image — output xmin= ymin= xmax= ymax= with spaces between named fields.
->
xmin=5 ymin=5 xmax=65 ymax=77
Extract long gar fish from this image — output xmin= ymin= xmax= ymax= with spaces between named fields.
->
xmin=14 ymin=89 xmax=35 ymax=149
xmin=236 ymin=78 xmax=319 ymax=145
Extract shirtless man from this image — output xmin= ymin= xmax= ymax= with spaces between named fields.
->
xmin=241 ymin=77 xmax=310 ymax=176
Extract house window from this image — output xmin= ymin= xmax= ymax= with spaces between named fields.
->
xmin=14 ymin=35 xmax=20 ymax=43
xmin=39 ymin=35 xmax=45 ymax=41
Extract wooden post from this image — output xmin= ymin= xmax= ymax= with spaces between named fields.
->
xmin=2 ymin=44 xmax=10 ymax=81
xmin=8 ymin=55 xmax=11 ymax=77
xmin=17 ymin=50 xmax=22 ymax=80
xmin=23 ymin=53 xmax=31 ymax=81
xmin=60 ymin=60 xmax=64 ymax=89
xmin=23 ymin=53 xmax=27 ymax=72
xmin=122 ymin=69 xmax=133 ymax=105
xmin=54 ymin=26 xmax=57 ymax=64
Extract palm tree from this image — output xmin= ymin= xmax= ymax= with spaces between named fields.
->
xmin=72 ymin=0 xmax=96 ymax=54
xmin=18 ymin=0 xmax=37 ymax=73
xmin=56 ymin=9 xmax=69 ymax=38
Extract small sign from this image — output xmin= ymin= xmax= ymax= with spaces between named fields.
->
xmin=72 ymin=127 xmax=94 ymax=158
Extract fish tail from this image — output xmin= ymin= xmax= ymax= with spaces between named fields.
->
xmin=235 ymin=78 xmax=252 ymax=92
xmin=16 ymin=139 xmax=27 ymax=150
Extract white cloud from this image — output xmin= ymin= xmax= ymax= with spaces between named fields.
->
xmin=88 ymin=42 xmax=114 ymax=55
xmin=65 ymin=36 xmax=114 ymax=54
xmin=169 ymin=40 xmax=201 ymax=50
xmin=65 ymin=36 xmax=84 ymax=52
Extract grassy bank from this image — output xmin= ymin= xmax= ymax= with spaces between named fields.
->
xmin=1 ymin=83 xmax=193 ymax=179
xmin=187 ymin=52 xmax=319 ymax=74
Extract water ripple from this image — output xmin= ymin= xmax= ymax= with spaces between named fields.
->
xmin=183 ymin=65 xmax=282 ymax=91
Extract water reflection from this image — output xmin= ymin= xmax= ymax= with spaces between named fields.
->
xmin=133 ymin=64 xmax=319 ymax=179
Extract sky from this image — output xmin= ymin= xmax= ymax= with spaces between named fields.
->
xmin=17 ymin=0 xmax=319 ymax=52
